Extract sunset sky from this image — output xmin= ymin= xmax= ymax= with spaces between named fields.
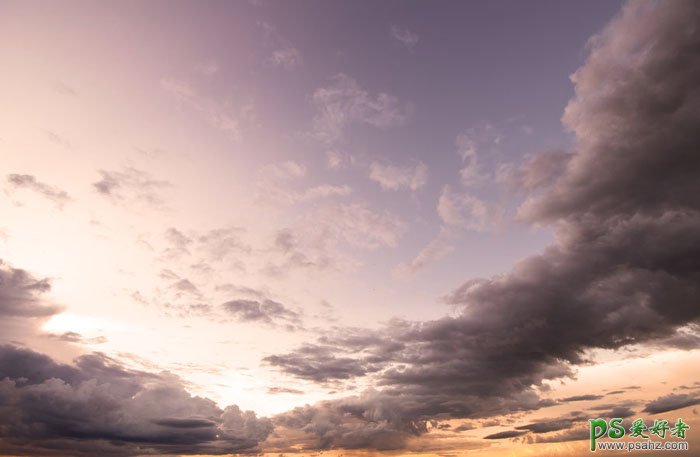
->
xmin=1 ymin=0 xmax=700 ymax=456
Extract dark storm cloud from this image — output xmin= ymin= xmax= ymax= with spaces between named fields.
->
xmin=643 ymin=393 xmax=700 ymax=414
xmin=266 ymin=1 xmax=700 ymax=450
xmin=222 ymin=298 xmax=301 ymax=328
xmin=93 ymin=167 xmax=170 ymax=205
xmin=6 ymin=174 xmax=71 ymax=207
xmin=0 ymin=344 xmax=272 ymax=456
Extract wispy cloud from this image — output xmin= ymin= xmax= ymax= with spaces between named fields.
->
xmin=6 ymin=174 xmax=71 ymax=208
xmin=269 ymin=47 xmax=303 ymax=69
xmin=93 ymin=167 xmax=170 ymax=206
xmin=160 ymin=78 xmax=242 ymax=141
xmin=312 ymin=74 xmax=412 ymax=143
xmin=391 ymin=24 xmax=420 ymax=48
xmin=368 ymin=160 xmax=428 ymax=191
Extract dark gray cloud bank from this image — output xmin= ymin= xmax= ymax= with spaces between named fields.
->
xmin=264 ymin=0 xmax=700 ymax=450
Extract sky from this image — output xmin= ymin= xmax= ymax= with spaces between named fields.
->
xmin=1 ymin=0 xmax=700 ymax=456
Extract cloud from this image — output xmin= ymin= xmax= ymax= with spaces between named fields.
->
xmin=519 ymin=1 xmax=700 ymax=223
xmin=270 ymin=47 xmax=303 ymax=69
xmin=7 ymin=174 xmax=71 ymax=208
xmin=312 ymin=74 xmax=411 ymax=143
xmin=267 ymin=387 xmax=304 ymax=395
xmin=160 ymin=78 xmax=242 ymax=141
xmin=0 ymin=345 xmax=272 ymax=456
xmin=264 ymin=160 xmax=306 ymax=180
xmin=41 ymin=129 xmax=71 ymax=148
xmin=394 ymin=229 xmax=455 ymax=277
xmin=312 ymin=202 xmax=406 ymax=249
xmin=437 ymin=185 xmax=502 ymax=231
xmin=93 ymin=167 xmax=170 ymax=206
xmin=47 ymin=331 xmax=108 ymax=345
xmin=53 ymin=80 xmax=78 ymax=96
xmin=483 ymin=430 xmax=527 ymax=440
xmin=264 ymin=1 xmax=700 ymax=450
xmin=0 ymin=260 xmax=59 ymax=319
xmin=559 ymin=394 xmax=604 ymax=402
xmin=514 ymin=414 xmax=586 ymax=434
xmin=368 ymin=161 xmax=428 ymax=191
xmin=510 ymin=150 xmax=572 ymax=192
xmin=325 ymin=149 xmax=356 ymax=170
xmin=534 ymin=427 xmax=589 ymax=443
xmin=256 ymin=160 xmax=353 ymax=206
xmin=455 ymin=124 xmax=501 ymax=187
xmin=222 ymin=299 xmax=301 ymax=328
xmin=258 ymin=21 xmax=303 ymax=70
xmin=264 ymin=345 xmax=372 ymax=383
xmin=397 ymin=184 xmax=502 ymax=277
xmin=643 ymin=394 xmax=700 ymax=414
xmin=391 ymin=25 xmax=419 ymax=48
xmin=195 ymin=60 xmax=219 ymax=76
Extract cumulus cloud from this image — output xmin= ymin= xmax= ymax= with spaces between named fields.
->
xmin=368 ymin=161 xmax=428 ymax=191
xmin=312 ymin=74 xmax=411 ymax=143
xmin=6 ymin=174 xmax=71 ymax=208
xmin=265 ymin=1 xmax=700 ymax=450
